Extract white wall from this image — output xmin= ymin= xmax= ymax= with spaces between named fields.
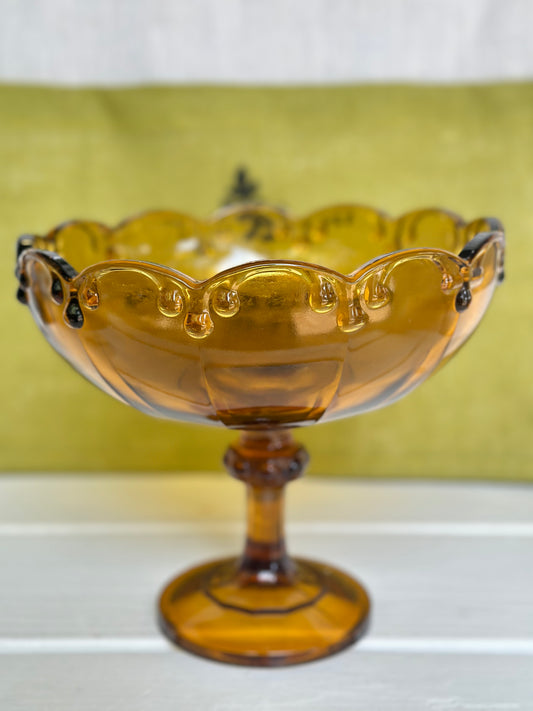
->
xmin=1 ymin=0 xmax=532 ymax=85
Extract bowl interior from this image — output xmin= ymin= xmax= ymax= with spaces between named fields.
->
xmin=34 ymin=205 xmax=495 ymax=279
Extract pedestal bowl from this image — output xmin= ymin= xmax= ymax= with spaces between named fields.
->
xmin=15 ymin=203 xmax=505 ymax=666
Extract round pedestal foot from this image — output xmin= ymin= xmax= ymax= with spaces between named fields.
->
xmin=158 ymin=556 xmax=370 ymax=666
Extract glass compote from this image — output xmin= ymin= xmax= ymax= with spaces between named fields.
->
xmin=15 ymin=203 xmax=505 ymax=666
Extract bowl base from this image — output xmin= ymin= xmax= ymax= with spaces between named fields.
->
xmin=158 ymin=556 xmax=370 ymax=666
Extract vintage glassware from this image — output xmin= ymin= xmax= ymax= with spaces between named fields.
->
xmin=15 ymin=203 xmax=505 ymax=666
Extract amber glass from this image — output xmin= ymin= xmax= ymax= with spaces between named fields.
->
xmin=159 ymin=429 xmax=370 ymax=665
xmin=16 ymin=204 xmax=505 ymax=665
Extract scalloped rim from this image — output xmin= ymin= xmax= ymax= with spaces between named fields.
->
xmin=15 ymin=204 xmax=505 ymax=289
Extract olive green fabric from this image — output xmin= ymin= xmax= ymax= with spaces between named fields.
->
xmin=1 ymin=84 xmax=531 ymax=479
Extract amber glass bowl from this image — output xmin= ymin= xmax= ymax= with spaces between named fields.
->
xmin=16 ymin=204 xmax=505 ymax=666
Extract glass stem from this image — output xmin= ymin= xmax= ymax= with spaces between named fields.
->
xmin=242 ymin=482 xmax=290 ymax=578
xmin=224 ymin=430 xmax=308 ymax=584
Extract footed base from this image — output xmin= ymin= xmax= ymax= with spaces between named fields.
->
xmin=158 ymin=556 xmax=370 ymax=666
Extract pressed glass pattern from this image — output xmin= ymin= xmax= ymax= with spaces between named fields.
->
xmin=16 ymin=204 xmax=505 ymax=666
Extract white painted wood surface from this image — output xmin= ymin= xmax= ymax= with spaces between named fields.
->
xmin=1 ymin=473 xmax=532 ymax=709
xmin=2 ymin=0 xmax=533 ymax=84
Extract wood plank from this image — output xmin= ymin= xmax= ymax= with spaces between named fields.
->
xmin=0 ymin=474 xmax=532 ymax=524
xmin=0 ymin=532 xmax=531 ymax=638
xmin=1 ymin=652 xmax=532 ymax=711
xmin=1 ymin=475 xmax=532 ymax=709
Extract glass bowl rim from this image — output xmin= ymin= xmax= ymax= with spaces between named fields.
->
xmin=15 ymin=203 xmax=505 ymax=288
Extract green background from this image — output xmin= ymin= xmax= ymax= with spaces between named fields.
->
xmin=1 ymin=84 xmax=531 ymax=479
